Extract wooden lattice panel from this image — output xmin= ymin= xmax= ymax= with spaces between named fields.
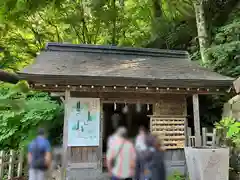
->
xmin=150 ymin=117 xmax=186 ymax=149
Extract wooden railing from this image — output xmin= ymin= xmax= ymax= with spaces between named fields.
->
xmin=187 ymin=127 xmax=217 ymax=147
xmin=0 ymin=149 xmax=26 ymax=179
xmin=0 ymin=149 xmax=61 ymax=180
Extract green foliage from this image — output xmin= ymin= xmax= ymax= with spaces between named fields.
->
xmin=167 ymin=170 xmax=187 ymax=180
xmin=188 ymin=6 xmax=240 ymax=127
xmin=0 ymin=82 xmax=63 ymax=150
xmin=206 ymin=9 xmax=240 ymax=77
xmin=215 ymin=117 xmax=240 ymax=179
xmin=0 ymin=81 xmax=30 ymax=111
xmin=198 ymin=94 xmax=233 ymax=127
xmin=215 ymin=117 xmax=240 ymax=148
xmin=0 ymin=0 xmax=196 ymax=72
xmin=0 ymin=0 xmax=64 ymax=20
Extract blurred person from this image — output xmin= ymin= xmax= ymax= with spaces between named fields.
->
xmin=150 ymin=135 xmax=166 ymax=180
xmin=107 ymin=113 xmax=121 ymax=148
xmin=151 ymin=132 xmax=165 ymax=151
xmin=106 ymin=128 xmax=117 ymax=168
xmin=135 ymin=132 xmax=156 ymax=180
xmin=107 ymin=130 xmax=118 ymax=149
xmin=28 ymin=128 xmax=51 ymax=180
xmin=135 ymin=126 xmax=147 ymax=152
xmin=107 ymin=127 xmax=136 ymax=180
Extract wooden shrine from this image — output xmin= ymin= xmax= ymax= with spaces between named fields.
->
xmin=18 ymin=43 xmax=233 ymax=179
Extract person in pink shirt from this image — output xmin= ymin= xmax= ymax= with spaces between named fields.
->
xmin=107 ymin=127 xmax=136 ymax=180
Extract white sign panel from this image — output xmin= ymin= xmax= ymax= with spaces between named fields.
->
xmin=67 ymin=98 xmax=100 ymax=146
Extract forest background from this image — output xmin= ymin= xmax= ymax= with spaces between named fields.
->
xmin=0 ymin=0 xmax=239 ymax=149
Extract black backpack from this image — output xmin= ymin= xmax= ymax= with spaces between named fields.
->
xmin=31 ymin=139 xmax=48 ymax=170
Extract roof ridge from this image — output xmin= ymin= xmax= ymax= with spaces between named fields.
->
xmin=45 ymin=42 xmax=189 ymax=58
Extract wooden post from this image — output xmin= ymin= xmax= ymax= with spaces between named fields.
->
xmin=193 ymin=94 xmax=201 ymax=147
xmin=187 ymin=127 xmax=191 ymax=146
xmin=0 ymin=151 xmax=4 ymax=179
xmin=8 ymin=150 xmax=15 ymax=179
xmin=184 ymin=118 xmax=188 ymax=146
xmin=17 ymin=149 xmax=24 ymax=177
xmin=184 ymin=97 xmax=188 ymax=146
xmin=202 ymin=127 xmax=206 ymax=146
xmin=99 ymin=100 xmax=104 ymax=170
xmin=61 ymin=90 xmax=70 ymax=180
xmin=212 ymin=128 xmax=217 ymax=147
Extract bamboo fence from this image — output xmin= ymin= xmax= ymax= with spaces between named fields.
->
xmin=0 ymin=149 xmax=26 ymax=180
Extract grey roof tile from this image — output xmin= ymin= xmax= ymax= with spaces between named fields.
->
xmin=18 ymin=43 xmax=233 ymax=87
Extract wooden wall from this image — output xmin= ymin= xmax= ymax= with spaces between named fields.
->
xmin=152 ymin=95 xmax=187 ymax=116
xmin=69 ymin=147 xmax=98 ymax=164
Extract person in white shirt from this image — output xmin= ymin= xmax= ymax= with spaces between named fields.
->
xmin=135 ymin=126 xmax=147 ymax=152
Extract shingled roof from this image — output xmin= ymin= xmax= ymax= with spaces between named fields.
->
xmin=18 ymin=43 xmax=233 ymax=88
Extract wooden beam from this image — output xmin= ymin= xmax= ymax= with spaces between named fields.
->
xmin=50 ymin=92 xmax=65 ymax=97
xmin=61 ymin=90 xmax=70 ymax=180
xmin=67 ymin=163 xmax=98 ymax=169
xmin=31 ymin=84 xmax=226 ymax=95
xmin=193 ymin=94 xmax=201 ymax=147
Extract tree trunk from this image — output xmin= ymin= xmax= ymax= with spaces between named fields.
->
xmin=152 ymin=0 xmax=162 ymax=18
xmin=111 ymin=0 xmax=117 ymax=45
xmin=194 ymin=0 xmax=209 ymax=64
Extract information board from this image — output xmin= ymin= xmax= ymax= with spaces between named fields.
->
xmin=67 ymin=98 xmax=100 ymax=146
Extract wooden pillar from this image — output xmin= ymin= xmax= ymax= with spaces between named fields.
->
xmin=99 ymin=100 xmax=104 ymax=170
xmin=192 ymin=94 xmax=201 ymax=147
xmin=61 ymin=90 xmax=70 ymax=180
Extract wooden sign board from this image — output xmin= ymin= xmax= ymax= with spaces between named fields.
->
xmin=150 ymin=116 xmax=186 ymax=149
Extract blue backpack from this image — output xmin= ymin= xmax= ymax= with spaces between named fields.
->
xmin=32 ymin=139 xmax=48 ymax=170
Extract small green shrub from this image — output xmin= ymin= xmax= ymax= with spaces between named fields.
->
xmin=215 ymin=117 xmax=240 ymax=180
xmin=215 ymin=117 xmax=240 ymax=148
xmin=167 ymin=170 xmax=186 ymax=180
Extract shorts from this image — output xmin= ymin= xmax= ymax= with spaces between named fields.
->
xmin=29 ymin=169 xmax=46 ymax=180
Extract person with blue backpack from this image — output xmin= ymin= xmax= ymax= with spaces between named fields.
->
xmin=28 ymin=128 xmax=52 ymax=180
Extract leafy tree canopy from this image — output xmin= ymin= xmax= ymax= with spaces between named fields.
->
xmin=206 ymin=9 xmax=240 ymax=77
xmin=0 ymin=81 xmax=63 ymax=149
